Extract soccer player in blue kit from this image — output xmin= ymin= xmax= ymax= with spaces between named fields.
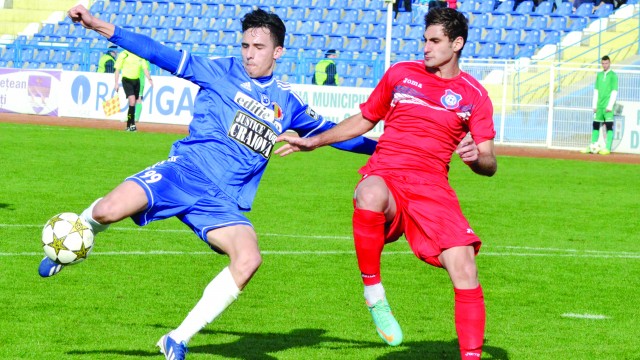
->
xmin=41 ymin=5 xmax=377 ymax=360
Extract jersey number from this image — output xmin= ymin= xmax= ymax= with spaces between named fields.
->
xmin=140 ymin=170 xmax=162 ymax=184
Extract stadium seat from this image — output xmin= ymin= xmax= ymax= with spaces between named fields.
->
xmin=572 ymin=3 xmax=594 ymax=18
xmin=194 ymin=18 xmax=212 ymax=31
xmin=156 ymin=2 xmax=170 ymax=16
xmin=489 ymin=14 xmax=509 ymax=29
xmin=462 ymin=42 xmax=477 ymax=57
xmin=212 ymin=19 xmax=229 ymax=31
xmin=307 ymin=8 xmax=324 ymax=22
xmin=542 ymin=30 xmax=561 ymax=45
xmin=343 ymin=9 xmax=359 ymax=23
xmin=142 ymin=15 xmax=161 ymax=29
xmin=154 ymin=28 xmax=169 ymax=43
xmin=468 ymin=27 xmax=482 ymax=43
xmin=407 ymin=25 xmax=424 ymax=40
xmin=340 ymin=50 xmax=356 ymax=60
xmin=360 ymin=9 xmax=379 ymax=23
xmin=335 ymin=22 xmax=351 ymax=36
xmin=517 ymin=44 xmax=536 ymax=57
xmin=129 ymin=14 xmax=144 ymax=28
xmin=187 ymin=4 xmax=203 ymax=17
xmin=513 ymin=0 xmax=534 ymax=14
xmin=476 ymin=43 xmax=496 ymax=58
xmin=549 ymin=16 xmax=568 ymax=32
xmin=349 ymin=0 xmax=366 ymax=10
xmin=204 ymin=4 xmax=220 ymax=18
xmin=350 ymin=64 xmax=368 ymax=78
xmin=168 ymin=29 xmax=186 ymax=44
xmin=314 ymin=21 xmax=332 ymax=36
xmin=481 ymin=28 xmax=502 ymax=44
xmin=325 ymin=9 xmax=341 ymax=22
xmin=471 ymin=14 xmax=489 ymax=28
xmin=297 ymin=21 xmax=314 ymax=34
xmin=530 ymin=0 xmax=553 ymax=17
xmin=49 ymin=50 xmax=66 ymax=64
xmin=592 ymin=3 xmax=614 ymax=18
xmin=390 ymin=39 xmax=401 ymax=52
xmin=179 ymin=17 xmax=195 ymax=30
xmin=290 ymin=8 xmax=305 ymax=21
xmin=104 ymin=1 xmax=120 ymax=14
xmin=315 ymin=0 xmax=331 ymax=8
xmin=369 ymin=23 xmax=386 ymax=39
xmin=33 ymin=49 xmax=51 ymax=63
xmin=219 ymin=31 xmax=237 ymax=46
xmin=473 ymin=0 xmax=495 ymax=15
xmin=160 ymin=16 xmax=178 ymax=29
xmin=237 ymin=5 xmax=253 ymax=17
xmin=392 ymin=25 xmax=406 ymax=39
xmin=326 ymin=36 xmax=345 ymax=51
xmin=89 ymin=0 xmax=105 ymax=13
xmin=122 ymin=1 xmax=137 ymax=14
xmin=345 ymin=37 xmax=362 ymax=51
xmin=508 ymin=14 xmax=528 ymax=29
xmin=360 ymin=78 xmax=374 ymax=88
xmin=290 ymin=34 xmax=307 ymax=48
xmin=459 ymin=0 xmax=477 ymax=13
xmin=396 ymin=12 xmax=412 ymax=25
xmin=295 ymin=0 xmax=313 ymax=7
xmin=493 ymin=0 xmax=514 ymax=14
xmin=307 ymin=34 xmax=326 ymax=49
xmin=138 ymin=2 xmax=153 ymax=15
xmin=353 ymin=23 xmax=370 ymax=37
xmin=496 ymin=43 xmax=516 ymax=58
xmin=551 ymin=1 xmax=572 ymax=17
xmin=65 ymin=51 xmax=83 ymax=66
xmin=342 ymin=77 xmax=356 ymax=87
xmin=171 ymin=3 xmax=187 ymax=17
xmin=530 ymin=15 xmax=549 ymax=30
xmin=568 ymin=17 xmax=588 ymax=31
xmin=363 ymin=38 xmax=382 ymax=52
xmin=401 ymin=39 xmax=420 ymax=54
xmin=502 ymin=29 xmax=521 ymax=44
xmin=520 ymin=29 xmax=541 ymax=45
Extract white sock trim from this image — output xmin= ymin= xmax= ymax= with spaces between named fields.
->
xmin=80 ymin=198 xmax=109 ymax=234
xmin=364 ymin=283 xmax=386 ymax=305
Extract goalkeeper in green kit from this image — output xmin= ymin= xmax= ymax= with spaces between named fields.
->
xmin=581 ymin=55 xmax=618 ymax=155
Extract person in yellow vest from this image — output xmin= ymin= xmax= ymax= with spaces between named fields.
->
xmin=97 ymin=45 xmax=117 ymax=73
xmin=312 ymin=49 xmax=339 ymax=86
xmin=135 ymin=60 xmax=151 ymax=122
xmin=114 ymin=50 xmax=152 ymax=131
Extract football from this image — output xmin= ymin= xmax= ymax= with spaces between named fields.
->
xmin=42 ymin=212 xmax=94 ymax=265
xmin=589 ymin=142 xmax=602 ymax=154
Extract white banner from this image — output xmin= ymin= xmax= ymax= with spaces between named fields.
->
xmin=0 ymin=68 xmax=60 ymax=116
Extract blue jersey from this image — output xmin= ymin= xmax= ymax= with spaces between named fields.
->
xmin=110 ymin=27 xmax=376 ymax=210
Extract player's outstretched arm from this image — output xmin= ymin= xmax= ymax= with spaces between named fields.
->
xmin=68 ymin=5 xmax=115 ymax=39
xmin=456 ymin=136 xmax=497 ymax=176
xmin=275 ymin=112 xmax=375 ymax=157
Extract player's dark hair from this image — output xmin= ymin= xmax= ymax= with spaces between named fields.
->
xmin=424 ymin=7 xmax=468 ymax=48
xmin=241 ymin=8 xmax=286 ymax=48
xmin=602 ymin=55 xmax=610 ymax=61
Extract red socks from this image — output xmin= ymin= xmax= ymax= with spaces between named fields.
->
xmin=455 ymin=285 xmax=486 ymax=359
xmin=353 ymin=208 xmax=386 ymax=286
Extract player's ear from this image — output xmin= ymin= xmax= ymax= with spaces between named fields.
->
xmin=452 ymin=36 xmax=464 ymax=53
xmin=273 ymin=46 xmax=283 ymax=60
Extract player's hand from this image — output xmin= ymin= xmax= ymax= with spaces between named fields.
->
xmin=455 ymin=134 xmax=478 ymax=164
xmin=68 ymin=5 xmax=96 ymax=30
xmin=605 ymin=108 xmax=612 ymax=112
xmin=274 ymin=134 xmax=316 ymax=157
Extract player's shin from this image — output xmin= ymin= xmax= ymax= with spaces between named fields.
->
xmin=353 ymin=208 xmax=386 ymax=288
xmin=455 ymin=285 xmax=486 ymax=359
xmin=80 ymin=198 xmax=110 ymax=235
xmin=170 ymin=266 xmax=241 ymax=344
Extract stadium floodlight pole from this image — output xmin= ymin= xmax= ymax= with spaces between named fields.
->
xmin=384 ymin=0 xmax=394 ymax=71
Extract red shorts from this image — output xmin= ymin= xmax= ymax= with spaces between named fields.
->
xmin=356 ymin=172 xmax=481 ymax=268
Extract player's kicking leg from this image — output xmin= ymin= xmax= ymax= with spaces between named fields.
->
xmin=39 ymin=181 xmax=147 ymax=277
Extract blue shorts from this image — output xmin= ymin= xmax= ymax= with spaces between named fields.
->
xmin=126 ymin=156 xmax=252 ymax=248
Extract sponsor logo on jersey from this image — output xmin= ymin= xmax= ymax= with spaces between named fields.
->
xmin=240 ymin=82 xmax=252 ymax=91
xmin=441 ymin=89 xmax=462 ymax=110
xmin=402 ymin=77 xmax=423 ymax=88
xmin=229 ymin=111 xmax=277 ymax=159
xmin=234 ymin=91 xmax=274 ymax=123
xmin=456 ymin=104 xmax=473 ymax=121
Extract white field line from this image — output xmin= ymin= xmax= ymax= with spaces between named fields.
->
xmin=3 ymin=223 xmax=640 ymax=259
xmin=561 ymin=313 xmax=610 ymax=320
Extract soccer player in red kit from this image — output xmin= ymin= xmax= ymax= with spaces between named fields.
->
xmin=276 ymin=7 xmax=497 ymax=359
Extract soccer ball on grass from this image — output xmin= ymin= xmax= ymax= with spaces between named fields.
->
xmin=42 ymin=212 xmax=94 ymax=265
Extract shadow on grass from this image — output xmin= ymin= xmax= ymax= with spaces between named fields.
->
xmin=0 ymin=203 xmax=14 ymax=210
xmin=67 ymin=326 xmax=508 ymax=359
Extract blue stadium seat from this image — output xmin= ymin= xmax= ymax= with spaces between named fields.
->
xmin=476 ymin=43 xmax=496 ymax=58
xmin=122 ymin=1 xmax=137 ymax=14
xmin=542 ymin=30 xmax=561 ymax=45
xmin=462 ymin=42 xmax=477 ymax=57
xmin=290 ymin=34 xmax=307 ymax=48
xmin=314 ymin=21 xmax=332 ymax=35
xmin=549 ymin=16 xmax=568 ymax=32
xmin=203 ymin=31 xmax=218 ymax=45
xmin=315 ymin=0 xmax=331 ymax=8
xmin=392 ymin=25 xmax=406 ymax=39
xmin=572 ymin=3 xmax=594 ymax=18
xmin=111 ymin=13 xmax=128 ymax=26
xmin=40 ymin=23 xmax=55 ymax=36
xmin=307 ymin=8 xmax=324 ymax=22
xmin=521 ymin=29 xmax=541 ymax=45
xmin=335 ymin=23 xmax=351 ymax=36
xmin=390 ymin=39 xmax=401 ymax=52
xmin=517 ymin=44 xmax=536 ymax=57
xmin=369 ymin=0 xmax=385 ymax=9
xmin=295 ymin=0 xmax=313 ymax=7
xmin=343 ymin=9 xmax=358 ymax=23
xmin=194 ymin=18 xmax=212 ymax=31
xmin=508 ymin=14 xmax=528 ymax=29
xmin=396 ymin=12 xmax=412 ymax=25
xmin=340 ymin=50 xmax=355 ymax=59
xmin=212 ymin=19 xmax=229 ymax=31
xmin=401 ymin=39 xmax=420 ymax=54
xmin=33 ymin=49 xmax=51 ymax=63
xmin=336 ymin=62 xmax=349 ymax=75
xmin=154 ymin=28 xmax=169 ymax=42
xmin=142 ymin=15 xmax=161 ymax=28
xmin=592 ymin=3 xmax=613 ymax=18
xmin=187 ymin=3 xmax=203 ymax=17
xmin=568 ymin=17 xmax=588 ymax=31
xmin=531 ymin=0 xmax=553 ymax=17
xmin=129 ymin=14 xmax=144 ymax=28
xmin=290 ymin=8 xmax=306 ymax=21
xmin=284 ymin=19 xmax=298 ymax=33
xmin=369 ymin=23 xmax=386 ymax=38
xmin=363 ymin=38 xmax=381 ymax=52
xmin=345 ymin=37 xmax=362 ymax=51
xmin=468 ymin=27 xmax=482 ymax=42
xmin=459 ymin=0 xmax=477 ymax=13
xmin=139 ymin=2 xmax=153 ymax=15
xmin=326 ymin=36 xmax=345 ymax=51
xmin=325 ymin=9 xmax=341 ymax=22
xmin=179 ymin=17 xmax=194 ymax=30
xmin=342 ymin=77 xmax=356 ymax=87
xmin=496 ymin=43 xmax=516 ymax=58
xmin=297 ymin=21 xmax=315 ymax=34
xmin=349 ymin=0 xmax=366 ymax=9
xmin=237 ymin=5 xmax=253 ymax=17
xmin=359 ymin=9 xmax=379 ymax=24
xmin=156 ymin=2 xmax=170 ymax=16
xmin=530 ymin=15 xmax=549 ymax=30
xmin=89 ymin=0 xmax=105 ymax=13
xmin=513 ymin=0 xmax=534 ymax=14
xmin=168 ymin=29 xmax=186 ymax=44
xmin=219 ymin=31 xmax=237 ymax=46
xmin=171 ymin=3 xmax=187 ymax=17
xmin=360 ymin=78 xmax=374 ymax=88
xmin=307 ymin=34 xmax=326 ymax=49
xmin=407 ymin=25 xmax=424 ymax=40
xmin=488 ymin=14 xmax=508 ymax=29
xmin=353 ymin=23 xmax=370 ymax=37
xmin=473 ymin=0 xmax=495 ymax=14
xmin=104 ymin=1 xmax=120 ymax=14
xmin=65 ymin=51 xmax=83 ymax=66
xmin=493 ymin=0 xmax=514 ymax=14
xmin=49 ymin=50 xmax=66 ymax=64
xmin=481 ymin=28 xmax=502 ymax=44
xmin=502 ymin=29 xmax=521 ymax=44
xmin=551 ymin=1 xmax=572 ymax=16
xmin=204 ymin=4 xmax=220 ymax=18
xmin=350 ymin=64 xmax=368 ymax=78
xmin=471 ymin=13 xmax=489 ymax=28
xmin=160 ymin=16 xmax=178 ymax=29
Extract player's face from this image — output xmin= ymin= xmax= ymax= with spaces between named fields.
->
xmin=422 ymin=24 xmax=463 ymax=69
xmin=601 ymin=59 xmax=611 ymax=71
xmin=241 ymin=27 xmax=283 ymax=78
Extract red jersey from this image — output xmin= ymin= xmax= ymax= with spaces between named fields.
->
xmin=360 ymin=61 xmax=495 ymax=183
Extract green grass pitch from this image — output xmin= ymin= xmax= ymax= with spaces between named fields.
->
xmin=1 ymin=122 xmax=639 ymax=359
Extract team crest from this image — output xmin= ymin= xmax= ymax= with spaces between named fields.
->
xmin=441 ymin=89 xmax=462 ymax=110
xmin=260 ymin=93 xmax=270 ymax=106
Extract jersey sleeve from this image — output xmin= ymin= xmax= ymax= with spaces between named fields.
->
xmin=359 ymin=65 xmax=397 ymax=122
xmin=468 ymin=91 xmax=496 ymax=144
xmin=109 ymin=26 xmax=183 ymax=74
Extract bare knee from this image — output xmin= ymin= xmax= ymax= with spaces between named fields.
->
xmin=447 ymin=262 xmax=479 ymax=289
xmin=355 ymin=178 xmax=391 ymax=211
xmin=92 ymin=198 xmax=122 ymax=224
xmin=230 ymin=252 xmax=262 ymax=288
